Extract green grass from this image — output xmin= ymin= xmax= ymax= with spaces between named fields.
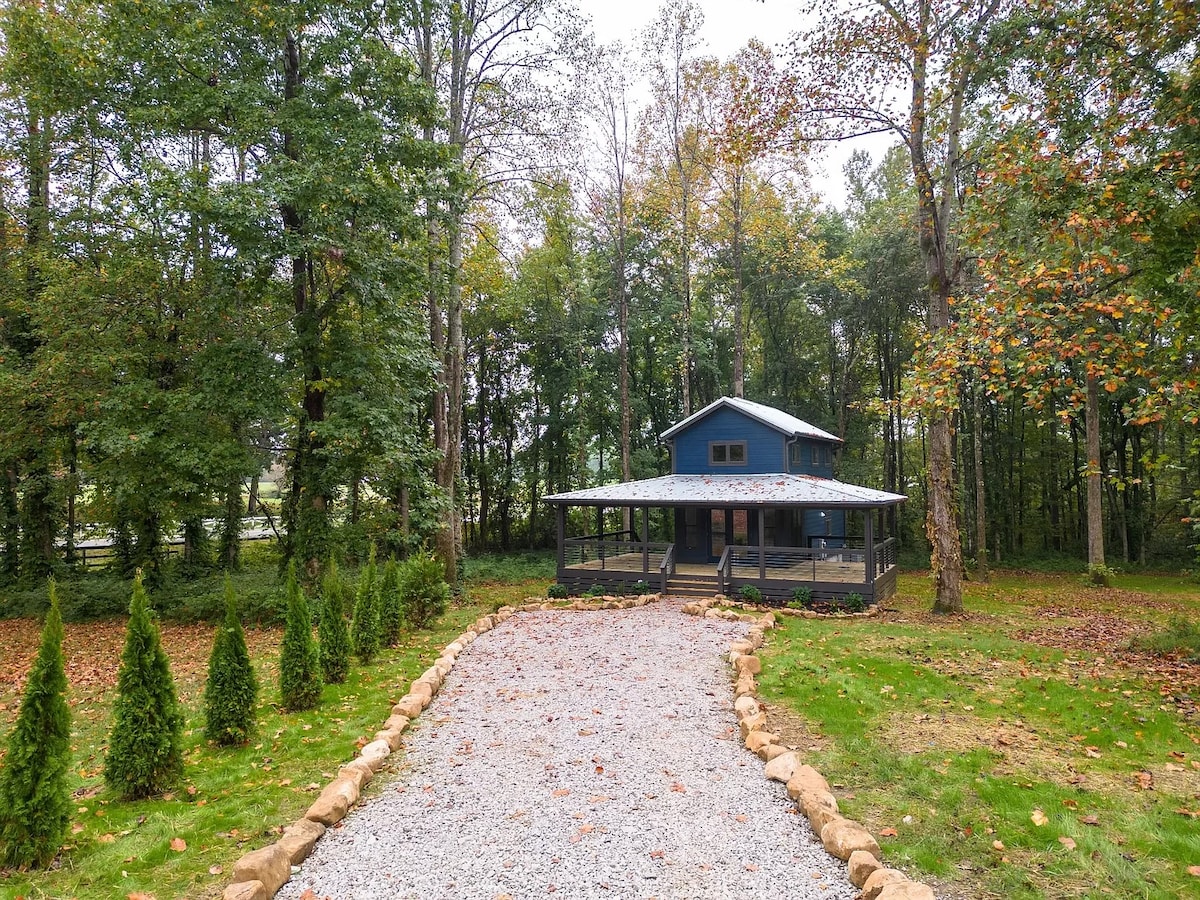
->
xmin=0 ymin=558 xmax=550 ymax=900
xmin=759 ymin=572 xmax=1200 ymax=900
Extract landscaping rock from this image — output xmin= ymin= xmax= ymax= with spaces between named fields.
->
xmin=821 ymin=818 xmax=881 ymax=861
xmin=763 ymin=750 xmax=803 ymax=783
xmin=761 ymin=743 xmax=791 ymax=762
xmin=739 ymin=711 xmax=768 ymax=739
xmin=848 ymin=849 xmax=883 ymax=887
xmin=797 ymin=789 xmax=840 ymax=832
xmin=233 ymin=843 xmax=291 ymax=896
xmin=359 ymin=739 xmax=391 ymax=771
xmin=392 ymin=695 xmax=423 ymax=718
xmin=734 ymin=654 xmax=762 ymax=675
xmin=729 ymin=638 xmax=754 ymax=654
xmin=734 ymin=695 xmax=760 ymax=719
xmin=305 ymin=777 xmax=359 ymax=826
xmin=862 ymin=868 xmax=910 ymax=900
xmin=759 ymin=612 xmax=777 ymax=628
xmin=876 ymin=883 xmax=936 ymax=900
xmin=786 ymin=764 xmax=831 ymax=799
xmin=223 ymin=881 xmax=268 ymax=900
xmin=279 ymin=819 xmax=326 ymax=865
xmin=408 ymin=681 xmax=434 ymax=707
xmin=745 ymin=730 xmax=777 ymax=754
xmin=338 ymin=758 xmax=374 ymax=790
xmin=734 ymin=674 xmax=756 ymax=697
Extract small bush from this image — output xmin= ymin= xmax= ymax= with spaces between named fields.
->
xmin=1084 ymin=563 xmax=1117 ymax=587
xmin=844 ymin=592 xmax=866 ymax=613
xmin=1134 ymin=617 xmax=1200 ymax=662
xmin=204 ymin=577 xmax=258 ymax=746
xmin=378 ymin=559 xmax=403 ymax=647
xmin=397 ymin=552 xmax=450 ymax=629
xmin=0 ymin=581 xmax=72 ymax=867
xmin=279 ymin=565 xmax=322 ymax=711
xmin=105 ymin=572 xmax=185 ymax=799
xmin=352 ymin=549 xmax=382 ymax=663
xmin=585 ymin=584 xmax=606 ymax=597
xmin=547 ymin=583 xmax=569 ymax=599
xmin=318 ymin=560 xmax=351 ymax=684
xmin=738 ymin=584 xmax=763 ymax=603
xmin=788 ymin=586 xmax=813 ymax=610
xmin=631 ymin=580 xmax=651 ymax=595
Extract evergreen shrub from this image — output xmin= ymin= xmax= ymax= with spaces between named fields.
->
xmin=352 ymin=548 xmax=381 ymax=663
xmin=319 ymin=559 xmax=352 ymax=684
xmin=378 ymin=558 xmax=403 ymax=647
xmin=397 ymin=552 xmax=450 ymax=629
xmin=738 ymin=584 xmax=763 ymax=603
xmin=546 ymin=583 xmax=569 ymax=599
xmin=203 ymin=576 xmax=258 ymax=746
xmin=279 ymin=565 xmax=322 ymax=711
xmin=0 ymin=581 xmax=72 ymax=868
xmin=104 ymin=572 xmax=185 ymax=799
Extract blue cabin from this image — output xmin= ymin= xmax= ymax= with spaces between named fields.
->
xmin=545 ymin=397 xmax=906 ymax=605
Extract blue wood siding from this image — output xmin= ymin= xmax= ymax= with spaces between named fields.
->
xmin=787 ymin=438 xmax=836 ymax=477
xmin=670 ymin=407 xmax=786 ymax=474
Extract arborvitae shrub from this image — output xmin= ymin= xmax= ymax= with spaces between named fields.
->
xmin=279 ymin=564 xmax=322 ymax=711
xmin=318 ymin=559 xmax=351 ymax=685
xmin=352 ymin=548 xmax=381 ymax=663
xmin=203 ymin=576 xmax=258 ymax=746
xmin=0 ymin=581 xmax=72 ymax=868
xmin=104 ymin=572 xmax=185 ymax=799
xmin=398 ymin=552 xmax=450 ymax=630
xmin=379 ymin=559 xmax=403 ymax=648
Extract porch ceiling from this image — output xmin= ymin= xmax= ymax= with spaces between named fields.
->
xmin=543 ymin=473 xmax=906 ymax=509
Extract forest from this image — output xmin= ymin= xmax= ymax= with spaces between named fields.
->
xmin=0 ymin=0 xmax=1197 ymax=610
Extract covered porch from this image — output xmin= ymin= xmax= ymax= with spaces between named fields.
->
xmin=544 ymin=474 xmax=905 ymax=604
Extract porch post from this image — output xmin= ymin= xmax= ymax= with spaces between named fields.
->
xmin=642 ymin=506 xmax=650 ymax=573
xmin=758 ymin=507 xmax=766 ymax=581
xmin=864 ymin=510 xmax=875 ymax=586
xmin=597 ymin=506 xmax=605 ymax=568
xmin=556 ymin=504 xmax=565 ymax=576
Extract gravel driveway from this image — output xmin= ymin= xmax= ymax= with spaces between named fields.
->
xmin=278 ymin=600 xmax=856 ymax=900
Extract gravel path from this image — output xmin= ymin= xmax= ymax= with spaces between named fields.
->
xmin=278 ymin=600 xmax=856 ymax=900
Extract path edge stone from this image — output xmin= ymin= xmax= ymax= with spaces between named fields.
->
xmin=679 ymin=594 xmax=935 ymax=900
xmin=223 ymin=593 xmax=660 ymax=899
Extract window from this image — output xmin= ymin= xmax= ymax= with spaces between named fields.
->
xmin=710 ymin=441 xmax=746 ymax=466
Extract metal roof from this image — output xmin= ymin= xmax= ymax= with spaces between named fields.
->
xmin=659 ymin=396 xmax=842 ymax=444
xmin=543 ymin=474 xmax=906 ymax=508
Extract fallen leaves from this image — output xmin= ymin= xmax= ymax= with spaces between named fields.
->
xmin=1058 ymin=836 xmax=1077 ymax=850
xmin=1031 ymin=809 xmax=1049 ymax=827
xmin=169 ymin=837 xmax=187 ymax=852
xmin=879 ymin=827 xmax=898 ymax=837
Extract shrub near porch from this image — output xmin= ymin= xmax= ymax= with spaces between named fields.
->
xmin=756 ymin=572 xmax=1200 ymax=900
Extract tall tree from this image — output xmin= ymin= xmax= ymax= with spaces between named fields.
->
xmin=793 ymin=0 xmax=1008 ymax=612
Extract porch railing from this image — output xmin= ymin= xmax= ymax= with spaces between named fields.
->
xmin=719 ymin=544 xmax=869 ymax=585
xmin=873 ymin=537 xmax=898 ymax=577
xmin=659 ymin=544 xmax=676 ymax=594
xmin=562 ymin=538 xmax=671 ymax=574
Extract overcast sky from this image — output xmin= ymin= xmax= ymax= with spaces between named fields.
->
xmin=578 ymin=0 xmax=896 ymax=209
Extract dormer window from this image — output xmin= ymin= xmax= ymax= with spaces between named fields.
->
xmin=710 ymin=441 xmax=746 ymax=466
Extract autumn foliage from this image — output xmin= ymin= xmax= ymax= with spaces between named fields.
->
xmin=203 ymin=577 xmax=258 ymax=746
xmin=104 ymin=573 xmax=185 ymax=799
xmin=0 ymin=582 xmax=72 ymax=868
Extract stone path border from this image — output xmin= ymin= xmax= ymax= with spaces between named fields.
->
xmin=222 ymin=594 xmax=657 ymax=900
xmin=680 ymin=594 xmax=938 ymax=900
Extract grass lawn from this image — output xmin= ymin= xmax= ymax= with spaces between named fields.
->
xmin=758 ymin=571 xmax=1200 ymax=900
xmin=0 ymin=564 xmax=550 ymax=900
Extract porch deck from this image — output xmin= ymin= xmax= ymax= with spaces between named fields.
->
xmin=565 ymin=553 xmax=869 ymax=584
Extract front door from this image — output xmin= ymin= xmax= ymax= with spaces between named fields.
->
xmin=710 ymin=509 xmax=727 ymax=560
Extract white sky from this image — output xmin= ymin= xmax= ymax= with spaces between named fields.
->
xmin=579 ymin=0 xmax=896 ymax=209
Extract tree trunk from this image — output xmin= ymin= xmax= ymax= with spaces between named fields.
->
xmin=1086 ymin=372 xmax=1105 ymax=568
xmin=973 ymin=381 xmax=988 ymax=581
xmin=731 ymin=175 xmax=745 ymax=398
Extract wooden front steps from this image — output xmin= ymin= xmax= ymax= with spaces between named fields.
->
xmin=665 ymin=573 xmax=719 ymax=599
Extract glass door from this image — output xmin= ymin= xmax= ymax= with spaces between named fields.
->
xmin=710 ymin=509 xmax=727 ymax=559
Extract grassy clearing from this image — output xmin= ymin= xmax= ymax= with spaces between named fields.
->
xmin=0 ymin=565 xmax=548 ymax=900
xmin=758 ymin=572 xmax=1200 ymax=900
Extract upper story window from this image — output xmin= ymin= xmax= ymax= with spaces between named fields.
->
xmin=710 ymin=441 xmax=747 ymax=466
xmin=791 ymin=442 xmax=832 ymax=469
